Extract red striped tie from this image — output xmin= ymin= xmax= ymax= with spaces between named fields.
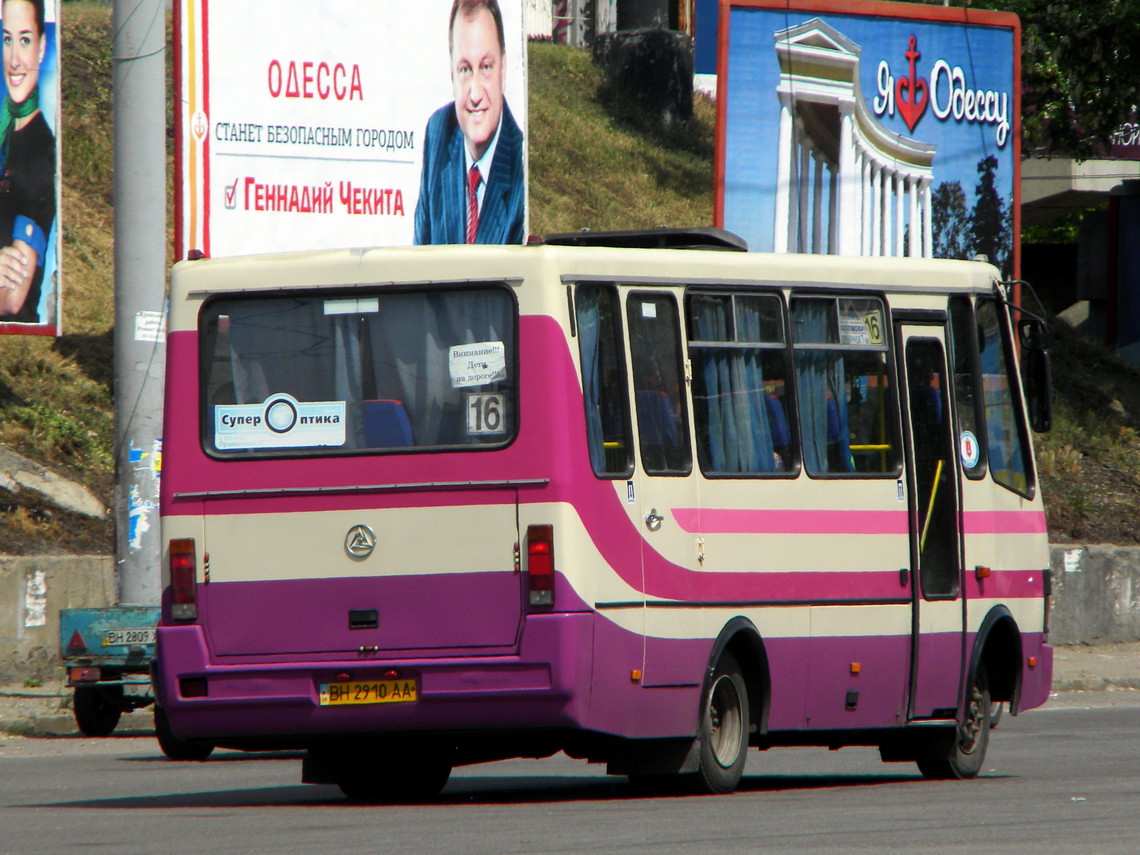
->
xmin=466 ymin=165 xmax=481 ymax=244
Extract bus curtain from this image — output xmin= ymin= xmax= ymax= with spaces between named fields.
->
xmin=794 ymin=302 xmax=852 ymax=473
xmin=692 ymin=298 xmax=777 ymax=473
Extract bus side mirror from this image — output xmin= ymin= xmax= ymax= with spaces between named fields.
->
xmin=1017 ymin=318 xmax=1052 ymax=433
xmin=1018 ymin=317 xmax=1048 ymax=350
xmin=1024 ymin=347 xmax=1053 ymax=433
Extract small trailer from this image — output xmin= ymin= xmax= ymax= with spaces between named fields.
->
xmin=59 ymin=606 xmax=160 ymax=736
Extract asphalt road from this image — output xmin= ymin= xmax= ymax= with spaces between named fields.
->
xmin=0 ymin=693 xmax=1136 ymax=855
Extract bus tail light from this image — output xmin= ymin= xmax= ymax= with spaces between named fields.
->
xmin=170 ymin=538 xmax=199 ymax=621
xmin=527 ymin=524 xmax=554 ymax=607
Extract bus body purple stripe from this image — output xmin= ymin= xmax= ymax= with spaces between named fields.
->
xmin=156 ymin=594 xmax=924 ymax=741
xmin=163 ymin=317 xmax=1047 ymax=605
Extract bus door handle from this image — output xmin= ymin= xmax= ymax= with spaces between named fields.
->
xmin=645 ymin=509 xmax=664 ymax=532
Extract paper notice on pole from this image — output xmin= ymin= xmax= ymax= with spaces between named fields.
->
xmin=24 ymin=569 xmax=47 ymax=627
xmin=134 ymin=310 xmax=167 ymax=343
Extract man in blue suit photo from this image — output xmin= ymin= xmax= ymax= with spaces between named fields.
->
xmin=414 ymin=0 xmax=524 ymax=245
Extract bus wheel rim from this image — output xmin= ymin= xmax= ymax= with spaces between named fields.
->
xmin=707 ymin=674 xmax=744 ymax=768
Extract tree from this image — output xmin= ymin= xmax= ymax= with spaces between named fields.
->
xmin=969 ymin=155 xmax=1011 ymax=274
xmin=931 ymin=180 xmax=969 ymax=260
xmin=920 ymin=0 xmax=1140 ymax=159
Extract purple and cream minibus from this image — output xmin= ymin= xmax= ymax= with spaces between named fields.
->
xmin=154 ymin=229 xmax=1054 ymax=799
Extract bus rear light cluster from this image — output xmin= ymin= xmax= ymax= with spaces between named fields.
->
xmin=527 ymin=524 xmax=555 ymax=607
xmin=169 ymin=538 xmax=199 ymax=621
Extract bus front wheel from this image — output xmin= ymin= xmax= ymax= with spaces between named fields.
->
xmin=694 ymin=651 xmax=750 ymax=794
xmin=916 ymin=663 xmax=991 ymax=780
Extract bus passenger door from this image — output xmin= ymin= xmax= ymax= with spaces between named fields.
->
xmin=896 ymin=323 xmax=965 ymax=719
xmin=626 ymin=291 xmax=702 ymax=689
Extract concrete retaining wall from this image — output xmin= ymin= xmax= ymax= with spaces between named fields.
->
xmin=0 ymin=555 xmax=116 ymax=682
xmin=1049 ymin=544 xmax=1140 ymax=645
xmin=0 ymin=547 xmax=1136 ymax=682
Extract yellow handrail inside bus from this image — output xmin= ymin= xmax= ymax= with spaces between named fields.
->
xmin=919 ymin=458 xmax=944 ymax=552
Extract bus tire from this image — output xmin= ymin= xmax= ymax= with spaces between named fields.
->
xmin=335 ymin=746 xmax=452 ymax=803
xmin=989 ymin=700 xmax=1003 ymax=729
xmin=693 ymin=651 xmax=750 ymax=794
xmin=154 ymin=706 xmax=215 ymax=761
xmin=73 ymin=685 xmax=122 ymax=737
xmin=916 ymin=663 xmax=991 ymax=780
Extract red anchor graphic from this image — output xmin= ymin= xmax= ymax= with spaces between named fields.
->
xmin=895 ymin=35 xmax=928 ymax=132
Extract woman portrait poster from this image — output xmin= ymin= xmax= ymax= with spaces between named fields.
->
xmin=0 ymin=0 xmax=59 ymax=330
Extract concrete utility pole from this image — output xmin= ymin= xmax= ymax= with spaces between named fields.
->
xmin=112 ymin=0 xmax=167 ymax=606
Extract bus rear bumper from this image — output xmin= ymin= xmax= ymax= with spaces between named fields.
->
xmin=154 ymin=612 xmax=595 ymax=743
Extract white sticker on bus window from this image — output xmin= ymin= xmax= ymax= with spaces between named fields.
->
xmin=839 ymin=305 xmax=883 ymax=345
xmin=641 ymin=302 xmax=658 ymax=319
xmin=323 ymin=297 xmax=379 ymax=315
xmin=959 ymin=430 xmax=981 ymax=468
xmin=466 ymin=392 xmax=507 ymax=435
xmin=214 ymin=394 xmax=346 ymax=450
xmin=449 ymin=341 xmax=506 ymax=387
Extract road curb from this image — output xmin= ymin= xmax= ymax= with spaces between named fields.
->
xmin=0 ymin=714 xmax=78 ymax=738
xmin=1051 ymin=677 xmax=1140 ymax=693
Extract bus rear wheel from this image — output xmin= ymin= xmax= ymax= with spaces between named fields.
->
xmin=334 ymin=744 xmax=452 ymax=803
xmin=154 ymin=706 xmax=215 ymax=761
xmin=693 ymin=651 xmax=750 ymax=794
xmin=916 ymin=663 xmax=991 ymax=780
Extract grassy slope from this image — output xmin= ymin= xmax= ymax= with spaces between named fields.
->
xmin=527 ymin=41 xmax=714 ymax=234
xmin=0 ymin=4 xmax=113 ymax=553
xmin=1038 ymin=324 xmax=1140 ymax=543
xmin=0 ymin=6 xmax=1134 ymax=553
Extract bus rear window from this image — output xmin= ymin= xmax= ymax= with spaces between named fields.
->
xmin=201 ymin=286 xmax=516 ymax=456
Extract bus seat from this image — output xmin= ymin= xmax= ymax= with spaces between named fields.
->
xmin=826 ymin=395 xmax=841 ymax=444
xmin=765 ymin=394 xmax=790 ymax=448
xmin=362 ymin=399 xmax=414 ymax=447
xmin=908 ymin=383 xmax=945 ymax=432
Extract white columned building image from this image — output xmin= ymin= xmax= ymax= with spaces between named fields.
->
xmin=771 ymin=19 xmax=936 ymax=257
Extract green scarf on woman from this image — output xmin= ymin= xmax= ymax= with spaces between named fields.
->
xmin=0 ymin=86 xmax=39 ymax=173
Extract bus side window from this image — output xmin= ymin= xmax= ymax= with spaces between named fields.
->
xmin=688 ymin=292 xmax=792 ymax=475
xmin=792 ymin=296 xmax=898 ymax=476
xmin=975 ymin=297 xmax=1035 ymax=497
xmin=575 ymin=285 xmax=633 ymax=477
xmin=627 ymin=293 xmax=692 ymax=476
xmin=948 ymin=296 xmax=986 ymax=479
